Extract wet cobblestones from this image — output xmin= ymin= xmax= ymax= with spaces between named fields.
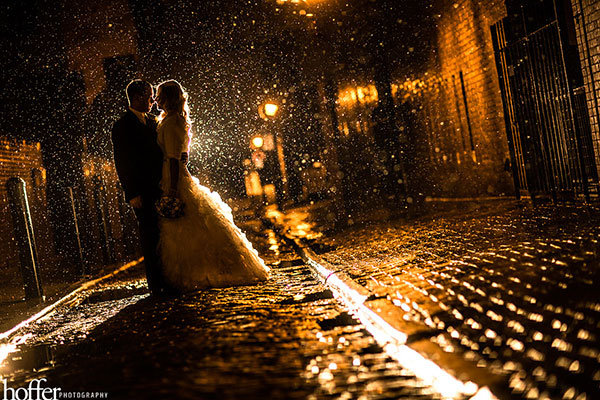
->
xmin=1 ymin=223 xmax=448 ymax=400
xmin=282 ymin=201 xmax=600 ymax=399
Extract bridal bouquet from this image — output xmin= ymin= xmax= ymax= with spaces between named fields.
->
xmin=155 ymin=196 xmax=185 ymax=219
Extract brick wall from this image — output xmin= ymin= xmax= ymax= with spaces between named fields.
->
xmin=332 ymin=0 xmax=515 ymax=198
xmin=572 ymin=0 xmax=600 ymax=176
xmin=0 ymin=137 xmax=56 ymax=286
xmin=408 ymin=0 xmax=513 ymax=196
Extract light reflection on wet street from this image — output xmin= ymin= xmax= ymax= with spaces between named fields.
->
xmin=287 ymin=201 xmax=600 ymax=400
xmin=0 ymin=222 xmax=450 ymax=400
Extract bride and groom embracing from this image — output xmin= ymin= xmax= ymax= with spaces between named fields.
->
xmin=111 ymin=79 xmax=269 ymax=296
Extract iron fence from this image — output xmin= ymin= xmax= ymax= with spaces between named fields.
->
xmin=491 ymin=2 xmax=598 ymax=201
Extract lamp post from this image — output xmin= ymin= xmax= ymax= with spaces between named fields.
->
xmin=258 ymin=0 xmax=348 ymax=223
xmin=259 ymin=101 xmax=288 ymax=208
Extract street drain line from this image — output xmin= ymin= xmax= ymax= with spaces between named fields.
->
xmin=263 ymin=217 xmax=503 ymax=400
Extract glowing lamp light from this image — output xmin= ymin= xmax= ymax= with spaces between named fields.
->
xmin=251 ymin=136 xmax=264 ymax=149
xmin=0 ymin=343 xmax=17 ymax=366
xmin=264 ymin=103 xmax=279 ymax=117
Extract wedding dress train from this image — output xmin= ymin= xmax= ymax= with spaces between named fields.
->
xmin=157 ymin=115 xmax=269 ymax=291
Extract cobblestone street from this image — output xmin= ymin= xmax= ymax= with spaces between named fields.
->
xmin=1 ymin=220 xmax=451 ymax=400
xmin=4 ymin=199 xmax=600 ymax=399
xmin=272 ymin=200 xmax=600 ymax=399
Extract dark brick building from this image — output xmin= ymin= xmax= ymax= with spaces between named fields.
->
xmin=328 ymin=0 xmax=600 ymax=200
xmin=415 ymin=0 xmax=512 ymax=196
xmin=328 ymin=0 xmax=514 ymax=199
xmin=572 ymin=0 xmax=600 ymax=176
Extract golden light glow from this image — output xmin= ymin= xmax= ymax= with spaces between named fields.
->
xmin=337 ymin=79 xmax=437 ymax=110
xmin=392 ymin=77 xmax=446 ymax=102
xmin=337 ymin=84 xmax=378 ymax=109
xmin=341 ymin=122 xmax=350 ymax=136
xmin=264 ymin=103 xmax=279 ymax=117
xmin=251 ymin=136 xmax=264 ymax=148
xmin=0 ymin=343 xmax=17 ymax=366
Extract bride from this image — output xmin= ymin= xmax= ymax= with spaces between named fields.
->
xmin=155 ymin=80 xmax=269 ymax=291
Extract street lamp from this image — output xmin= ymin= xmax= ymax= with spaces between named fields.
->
xmin=251 ymin=136 xmax=264 ymax=149
xmin=259 ymin=101 xmax=280 ymax=120
xmin=264 ymin=103 xmax=279 ymax=118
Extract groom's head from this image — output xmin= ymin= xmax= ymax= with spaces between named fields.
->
xmin=126 ymin=79 xmax=154 ymax=113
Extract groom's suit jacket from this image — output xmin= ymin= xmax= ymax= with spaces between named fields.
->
xmin=111 ymin=110 xmax=163 ymax=202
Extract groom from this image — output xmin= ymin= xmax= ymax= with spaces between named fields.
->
xmin=111 ymin=79 xmax=169 ymax=296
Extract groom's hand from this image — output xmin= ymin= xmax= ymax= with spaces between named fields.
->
xmin=180 ymin=152 xmax=188 ymax=165
xmin=129 ymin=196 xmax=143 ymax=209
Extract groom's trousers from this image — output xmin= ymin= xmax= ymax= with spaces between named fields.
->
xmin=133 ymin=197 xmax=166 ymax=295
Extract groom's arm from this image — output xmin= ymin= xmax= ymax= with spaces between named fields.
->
xmin=111 ymin=121 xmax=142 ymax=203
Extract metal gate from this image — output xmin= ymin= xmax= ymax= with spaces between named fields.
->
xmin=491 ymin=0 xmax=598 ymax=201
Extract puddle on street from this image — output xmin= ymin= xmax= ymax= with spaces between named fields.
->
xmin=1 ymin=284 xmax=148 ymax=383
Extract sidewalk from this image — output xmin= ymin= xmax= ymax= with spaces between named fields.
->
xmin=0 ymin=281 xmax=74 ymax=331
xmin=268 ymin=199 xmax=600 ymax=399
xmin=0 ymin=259 xmax=143 ymax=338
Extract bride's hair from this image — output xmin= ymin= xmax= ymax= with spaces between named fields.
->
xmin=157 ymin=80 xmax=192 ymax=129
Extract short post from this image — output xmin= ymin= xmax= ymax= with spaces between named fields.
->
xmin=7 ymin=177 xmax=44 ymax=301
xmin=66 ymin=187 xmax=85 ymax=276
xmin=92 ymin=177 xmax=114 ymax=265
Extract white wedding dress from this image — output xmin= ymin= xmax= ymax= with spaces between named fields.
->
xmin=156 ymin=114 xmax=269 ymax=291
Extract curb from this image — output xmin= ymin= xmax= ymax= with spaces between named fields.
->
xmin=0 ymin=258 xmax=143 ymax=342
xmin=264 ymin=215 xmax=510 ymax=400
xmin=424 ymin=196 xmax=513 ymax=203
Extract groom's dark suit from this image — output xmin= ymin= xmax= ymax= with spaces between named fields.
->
xmin=111 ymin=110 xmax=166 ymax=294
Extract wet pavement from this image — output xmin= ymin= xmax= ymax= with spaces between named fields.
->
xmin=0 ymin=219 xmax=454 ymax=400
xmin=272 ymin=199 xmax=600 ymax=400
